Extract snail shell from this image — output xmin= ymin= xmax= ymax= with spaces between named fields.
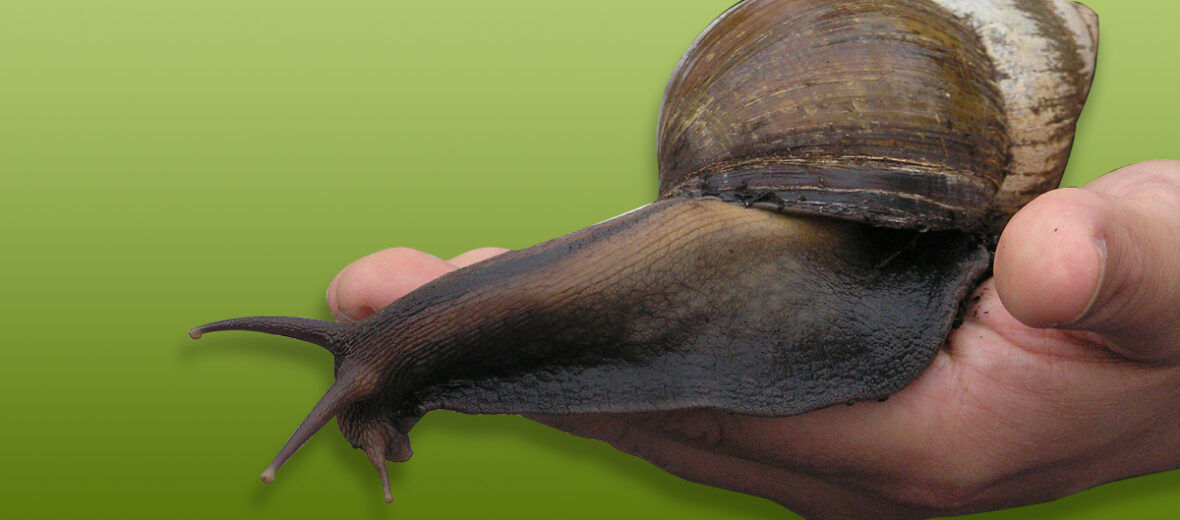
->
xmin=659 ymin=0 xmax=1096 ymax=232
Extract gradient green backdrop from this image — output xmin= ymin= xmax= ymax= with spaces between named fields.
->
xmin=2 ymin=1 xmax=1176 ymax=518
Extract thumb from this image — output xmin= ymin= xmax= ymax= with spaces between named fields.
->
xmin=995 ymin=160 xmax=1180 ymax=364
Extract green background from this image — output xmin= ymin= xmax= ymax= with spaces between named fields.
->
xmin=2 ymin=0 xmax=1176 ymax=518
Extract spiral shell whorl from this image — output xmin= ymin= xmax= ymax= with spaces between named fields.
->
xmin=657 ymin=0 xmax=1097 ymax=233
xmin=936 ymin=0 xmax=1098 ymax=228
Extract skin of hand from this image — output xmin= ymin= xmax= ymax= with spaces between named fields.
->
xmin=325 ymin=160 xmax=1180 ymax=520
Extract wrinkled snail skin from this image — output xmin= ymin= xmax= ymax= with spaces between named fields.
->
xmin=190 ymin=0 xmax=1097 ymax=501
xmin=354 ymin=199 xmax=990 ymax=418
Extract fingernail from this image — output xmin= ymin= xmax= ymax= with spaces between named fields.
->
xmin=340 ymin=306 xmax=373 ymax=323
xmin=1066 ymin=236 xmax=1107 ymax=326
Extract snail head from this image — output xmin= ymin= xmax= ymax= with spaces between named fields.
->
xmin=189 ymin=316 xmax=409 ymax=502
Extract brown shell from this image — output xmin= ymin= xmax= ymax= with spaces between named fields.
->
xmin=656 ymin=0 xmax=1098 ymax=233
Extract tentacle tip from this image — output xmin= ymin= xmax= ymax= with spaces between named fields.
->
xmin=260 ymin=469 xmax=276 ymax=484
xmin=384 ymin=492 xmax=394 ymax=504
xmin=188 ymin=327 xmax=204 ymax=340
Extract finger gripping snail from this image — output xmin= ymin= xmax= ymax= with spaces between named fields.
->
xmin=191 ymin=0 xmax=1098 ymax=502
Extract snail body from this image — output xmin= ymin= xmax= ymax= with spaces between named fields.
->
xmin=191 ymin=0 xmax=1098 ymax=501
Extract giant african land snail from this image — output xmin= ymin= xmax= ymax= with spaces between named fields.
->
xmin=191 ymin=0 xmax=1098 ymax=502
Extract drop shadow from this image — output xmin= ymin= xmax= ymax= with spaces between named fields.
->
xmin=177 ymin=331 xmax=330 ymax=370
xmin=1000 ymin=469 xmax=1180 ymax=519
xmin=250 ymin=473 xmax=273 ymax=508
xmin=393 ymin=412 xmax=786 ymax=518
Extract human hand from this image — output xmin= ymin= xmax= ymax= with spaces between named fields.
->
xmin=325 ymin=160 xmax=1180 ymax=519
